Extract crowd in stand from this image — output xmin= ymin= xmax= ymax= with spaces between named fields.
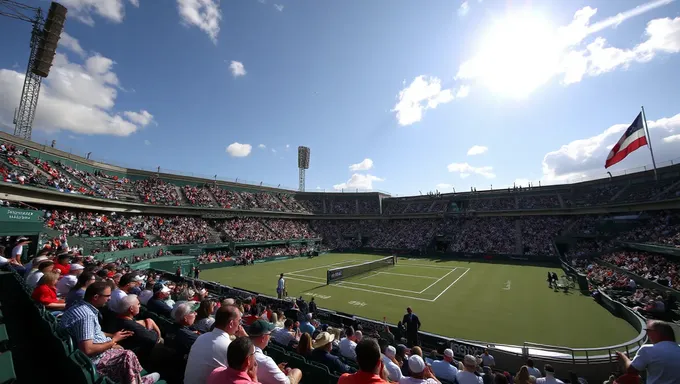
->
xmin=216 ymin=217 xmax=277 ymax=242
xmin=261 ymin=219 xmax=318 ymax=239
xmin=136 ymin=177 xmax=181 ymax=206
xmin=55 ymin=161 xmax=116 ymax=199
xmin=521 ymin=217 xmax=567 ymax=255
xmin=564 ymin=184 xmax=619 ymax=207
xmin=209 ymin=185 xmax=247 ymax=210
xmin=468 ymin=197 xmax=515 ymax=211
xmin=450 ymin=217 xmax=516 ymax=254
xmin=183 ymin=185 xmax=216 ymax=207
xmin=331 ymin=200 xmax=355 ymax=214
xmin=600 ymin=250 xmax=680 ymax=290
xmin=359 ymin=199 xmax=380 ymax=214
xmin=517 ymin=194 xmax=561 ymax=209
xmin=614 ymin=211 xmax=680 ymax=247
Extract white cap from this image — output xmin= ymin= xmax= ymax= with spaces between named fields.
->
xmin=70 ymin=264 xmax=84 ymax=271
xmin=408 ymin=355 xmax=426 ymax=373
xmin=444 ymin=349 xmax=454 ymax=358
xmin=385 ymin=346 xmax=396 ymax=358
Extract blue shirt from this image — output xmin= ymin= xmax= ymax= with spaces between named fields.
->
xmin=431 ymin=359 xmax=458 ymax=382
xmin=58 ymin=301 xmax=111 ymax=363
xmin=65 ymin=289 xmax=85 ymax=309
xmin=299 ymin=321 xmax=315 ymax=335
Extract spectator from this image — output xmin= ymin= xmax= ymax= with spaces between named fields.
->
xmin=457 ymin=355 xmax=483 ymax=384
xmin=515 ymin=366 xmax=534 ymax=384
xmin=338 ymin=337 xmax=389 ymax=384
xmin=403 ymin=307 xmax=421 ymax=347
xmin=139 ymin=278 xmax=155 ymax=305
xmin=0 ymin=245 xmax=26 ymax=274
xmin=207 ymin=336 xmax=261 ymax=384
xmin=272 ymin=319 xmax=298 ymax=347
xmin=299 ymin=313 xmax=316 ymax=335
xmin=66 ymin=271 xmax=97 ymax=309
xmin=311 ymin=331 xmax=352 ymax=374
xmin=340 ymin=327 xmax=363 ymax=360
xmin=185 ymin=304 xmax=249 ymax=384
xmin=480 ymin=349 xmax=495 ymax=368
xmin=114 ymin=294 xmax=161 ymax=361
xmin=535 ymin=365 xmax=563 ymax=384
xmin=147 ymin=283 xmax=173 ymax=318
xmin=382 ymin=345 xmax=403 ymax=382
xmin=525 ymin=359 xmax=542 ymax=378
xmin=249 ymin=319 xmax=303 ymax=384
xmin=194 ymin=299 xmax=218 ymax=333
xmin=26 ymin=260 xmax=55 ymax=288
xmin=31 ymin=272 xmax=66 ymax=311
xmin=431 ymin=349 xmax=458 ymax=383
xmin=11 ymin=236 xmax=30 ymax=265
xmin=56 ymin=263 xmax=84 ymax=296
xmin=172 ymin=301 xmax=200 ymax=355
xmin=22 ymin=254 xmax=47 ymax=278
xmin=53 ymin=252 xmax=72 ymax=275
xmin=401 ymin=354 xmax=441 ymax=384
xmin=58 ymin=281 xmax=160 ymax=383
xmin=109 ymin=273 xmax=138 ymax=314
xmin=616 ymin=320 xmax=680 ymax=384
xmin=296 ymin=332 xmax=313 ymax=358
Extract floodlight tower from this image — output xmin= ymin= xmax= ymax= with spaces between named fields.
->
xmin=0 ymin=1 xmax=68 ymax=140
xmin=298 ymin=146 xmax=310 ymax=192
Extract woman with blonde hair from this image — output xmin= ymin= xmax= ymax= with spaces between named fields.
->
xmin=32 ymin=272 xmax=66 ymax=311
xmin=194 ymin=299 xmax=217 ymax=333
xmin=297 ymin=332 xmax=313 ymax=357
xmin=515 ymin=365 xmax=535 ymax=384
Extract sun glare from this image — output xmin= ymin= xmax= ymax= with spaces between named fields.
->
xmin=472 ymin=12 xmax=561 ymax=99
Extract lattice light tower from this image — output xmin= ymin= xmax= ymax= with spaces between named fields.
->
xmin=298 ymin=146 xmax=310 ymax=192
xmin=1 ymin=1 xmax=68 ymax=140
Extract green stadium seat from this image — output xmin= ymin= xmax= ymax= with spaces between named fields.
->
xmin=71 ymin=349 xmax=100 ymax=384
xmin=0 ymin=351 xmax=16 ymax=384
xmin=0 ymin=324 xmax=8 ymax=351
xmin=284 ymin=351 xmax=307 ymax=370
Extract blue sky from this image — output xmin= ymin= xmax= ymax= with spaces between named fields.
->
xmin=1 ymin=0 xmax=679 ymax=196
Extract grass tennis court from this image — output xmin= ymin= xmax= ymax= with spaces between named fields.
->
xmin=200 ymin=253 xmax=638 ymax=348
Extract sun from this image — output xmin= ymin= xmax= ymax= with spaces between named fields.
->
xmin=462 ymin=12 xmax=561 ymax=99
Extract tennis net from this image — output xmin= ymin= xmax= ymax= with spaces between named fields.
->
xmin=326 ymin=255 xmax=397 ymax=284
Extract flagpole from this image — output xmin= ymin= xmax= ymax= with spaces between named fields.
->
xmin=641 ymin=106 xmax=658 ymax=181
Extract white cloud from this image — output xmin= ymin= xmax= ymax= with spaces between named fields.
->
xmin=285 ymin=144 xmax=290 ymax=149
xmin=349 ymin=158 xmax=374 ymax=171
xmin=393 ymin=76 xmax=464 ymax=126
xmin=456 ymin=2 xmax=679 ymax=98
xmin=436 ymin=183 xmax=453 ymax=190
xmin=226 ymin=142 xmax=252 ymax=157
xmin=467 ymin=145 xmax=488 ymax=155
xmin=129 ymin=0 xmax=139 ymax=6
xmin=458 ymin=1 xmax=469 ymax=16
xmin=0 ymin=46 xmax=151 ymax=136
xmin=271 ymin=148 xmax=277 ymax=153
xmin=144 ymin=139 xmax=151 ymax=145
xmin=333 ymin=174 xmax=384 ymax=190
xmin=542 ymin=112 xmax=680 ymax=181
xmin=60 ymin=33 xmax=86 ymax=57
xmin=123 ymin=110 xmax=154 ymax=126
xmin=58 ymin=0 xmax=126 ymax=25
xmin=258 ymin=144 xmax=266 ymax=149
xmin=456 ymin=85 xmax=470 ymax=98
xmin=229 ymin=61 xmax=246 ymax=77
xmin=447 ymin=162 xmax=496 ymax=178
xmin=177 ymin=0 xmax=222 ymax=43
xmin=315 ymin=186 xmax=321 ymax=190
xmin=273 ymin=4 xmax=284 ymax=11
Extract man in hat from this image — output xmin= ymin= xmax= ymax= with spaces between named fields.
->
xmin=402 ymin=307 xmax=421 ymax=347
xmin=147 ymin=283 xmax=173 ymax=318
xmin=172 ymin=301 xmax=200 ymax=355
xmin=403 ymin=354 xmax=441 ymax=384
xmin=338 ymin=338 xmax=389 ymax=384
xmin=311 ymin=331 xmax=352 ymax=374
xmin=11 ymin=236 xmax=30 ymax=265
xmin=56 ymin=263 xmax=84 ymax=296
xmin=250 ymin=319 xmax=303 ymax=384
xmin=109 ymin=273 xmax=140 ymax=313
xmin=381 ymin=345 xmax=403 ymax=382
xmin=53 ymin=252 xmax=72 ymax=275
xmin=456 ymin=355 xmax=482 ymax=384
xmin=431 ymin=349 xmax=458 ymax=383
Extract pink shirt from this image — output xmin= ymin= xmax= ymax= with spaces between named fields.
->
xmin=207 ymin=367 xmax=261 ymax=384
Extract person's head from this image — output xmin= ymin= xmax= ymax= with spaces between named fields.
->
xmin=196 ymin=299 xmax=217 ymax=321
xmin=57 ymin=253 xmax=70 ymax=265
xmin=214 ymin=304 xmax=242 ymax=335
xmin=516 ymin=366 xmax=531 ymax=382
xmin=284 ymin=319 xmax=294 ymax=330
xmin=173 ymin=302 xmax=199 ymax=326
xmin=395 ymin=344 xmax=408 ymax=361
xmin=463 ymin=355 xmax=478 ymax=373
xmin=153 ymin=283 xmax=171 ymax=299
xmin=84 ymin=281 xmax=112 ymax=308
xmin=444 ymin=348 xmax=454 ymax=363
xmin=227 ymin=336 xmax=256 ymax=372
xmin=313 ymin=332 xmax=335 ymax=352
xmin=279 ymin=273 xmax=284 ymax=279
xmin=345 ymin=326 xmax=355 ymax=339
xmin=221 ymin=298 xmax=236 ymax=307
xmin=526 ymin=358 xmax=534 ymax=368
xmin=248 ymin=319 xmax=275 ymax=349
xmin=495 ymin=372 xmax=509 ymax=384
xmin=544 ymin=364 xmax=556 ymax=377
xmin=411 ymin=346 xmax=422 ymax=357
xmin=37 ymin=260 xmax=54 ymax=274
xmin=484 ymin=348 xmax=490 ymax=355
xmin=298 ymin=332 xmax=313 ymax=355
xmin=406 ymin=307 xmax=412 ymax=314
xmin=112 ymin=273 xmax=122 ymax=285
xmin=72 ymin=271 xmax=97 ymax=292
xmin=37 ymin=271 xmax=59 ymax=287
xmin=69 ymin=263 xmax=84 ymax=276
xmin=118 ymin=294 xmax=141 ymax=317
xmin=385 ymin=345 xmax=397 ymax=360
xmin=117 ymin=273 xmax=138 ymax=292
xmin=645 ymin=320 xmax=676 ymax=343
xmin=356 ymin=338 xmax=382 ymax=374
xmin=408 ymin=355 xmax=427 ymax=379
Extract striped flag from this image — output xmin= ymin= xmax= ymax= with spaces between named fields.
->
xmin=605 ymin=112 xmax=648 ymax=168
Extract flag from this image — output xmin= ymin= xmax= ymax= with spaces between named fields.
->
xmin=605 ymin=112 xmax=648 ymax=168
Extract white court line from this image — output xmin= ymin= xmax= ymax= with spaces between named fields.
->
xmin=286 ymin=260 xmax=358 ymax=275
xmin=284 ymin=275 xmax=434 ymax=302
xmin=376 ymin=271 xmax=440 ymax=279
xmin=287 ymin=273 xmax=326 ymax=282
xmin=359 ymin=273 xmax=378 ymax=280
xmin=432 ymin=268 xmax=470 ymax=301
xmin=336 ymin=280 xmax=423 ymax=294
xmin=418 ymin=268 xmax=457 ymax=293
xmin=397 ymin=262 xmax=461 ymax=270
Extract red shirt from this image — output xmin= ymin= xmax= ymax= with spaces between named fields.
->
xmin=32 ymin=284 xmax=59 ymax=305
xmin=53 ymin=263 xmax=70 ymax=275
xmin=338 ymin=371 xmax=389 ymax=384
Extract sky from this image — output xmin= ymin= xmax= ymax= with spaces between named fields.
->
xmin=0 ymin=0 xmax=679 ymax=196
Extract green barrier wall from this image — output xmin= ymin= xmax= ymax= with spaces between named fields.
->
xmin=94 ymin=246 xmax=163 ymax=262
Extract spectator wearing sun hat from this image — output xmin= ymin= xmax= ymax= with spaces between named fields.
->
xmin=399 ymin=354 xmax=440 ymax=384
xmin=382 ymin=345 xmax=403 ymax=382
xmin=311 ymin=331 xmax=352 ymax=374
xmin=147 ymin=283 xmax=172 ymax=317
xmin=456 ymin=355 xmax=483 ymax=384
xmin=56 ymin=263 xmax=84 ymax=296
xmin=431 ymin=349 xmax=458 ymax=382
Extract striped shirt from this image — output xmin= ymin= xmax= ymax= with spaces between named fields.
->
xmin=58 ymin=301 xmax=111 ymax=363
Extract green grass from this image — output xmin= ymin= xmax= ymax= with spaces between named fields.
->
xmin=200 ymin=253 xmax=638 ymax=348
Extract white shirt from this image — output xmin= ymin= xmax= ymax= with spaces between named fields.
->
xmin=272 ymin=327 xmax=296 ymax=346
xmin=431 ymin=359 xmax=458 ymax=382
xmin=631 ymin=341 xmax=680 ymax=384
xmin=536 ymin=375 xmax=564 ymax=384
xmin=56 ymin=274 xmax=78 ymax=296
xmin=339 ymin=337 xmax=357 ymax=360
xmin=108 ymin=288 xmax=128 ymax=313
xmin=278 ymin=278 xmax=285 ymax=290
xmin=194 ymin=316 xmax=216 ymax=333
xmin=456 ymin=371 xmax=483 ymax=384
xmin=12 ymin=245 xmax=23 ymax=259
xmin=526 ymin=367 xmax=542 ymax=378
xmin=382 ymin=355 xmax=403 ymax=382
xmin=184 ymin=328 xmax=232 ymax=384
xmin=399 ymin=377 xmax=438 ymax=384
xmin=0 ymin=255 xmax=8 ymax=267
xmin=254 ymin=345 xmax=290 ymax=384
xmin=139 ymin=290 xmax=153 ymax=305
xmin=26 ymin=270 xmax=44 ymax=288
xmin=481 ymin=354 xmax=495 ymax=367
